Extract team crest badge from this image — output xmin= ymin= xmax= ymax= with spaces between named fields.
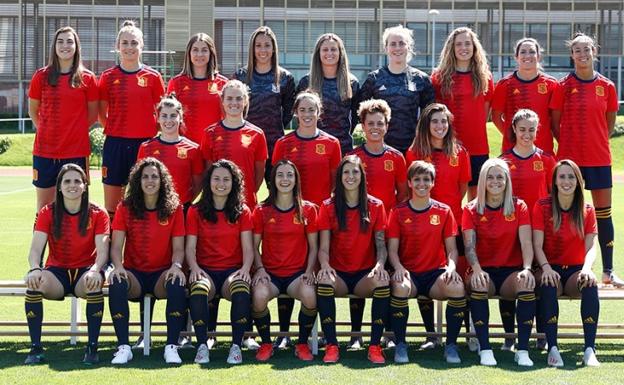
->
xmin=241 ymin=135 xmax=252 ymax=147
xmin=177 ymin=148 xmax=188 ymax=159
xmin=596 ymin=86 xmax=605 ymax=96
xmin=137 ymin=77 xmax=148 ymax=87
xmin=384 ymin=160 xmax=394 ymax=171
xmin=159 ymin=218 xmax=169 ymax=226
xmin=315 ymin=144 xmax=326 ymax=155
xmin=505 ymin=213 xmax=516 ymax=222
xmin=533 ymin=161 xmax=544 ymax=171
xmin=430 ymin=215 xmax=440 ymax=225
xmin=449 ymin=156 xmax=459 ymax=167
xmin=512 ymin=88 xmax=521 ymax=95
xmin=537 ymin=83 xmax=548 ymax=94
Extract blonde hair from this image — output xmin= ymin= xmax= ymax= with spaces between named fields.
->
xmin=382 ymin=25 xmax=415 ymax=62
xmin=116 ymin=20 xmax=144 ymax=49
xmin=357 ymin=98 xmax=391 ymax=124
xmin=475 ymin=158 xmax=515 ymax=216
xmin=309 ymin=33 xmax=353 ymax=101
xmin=221 ymin=79 xmax=250 ymax=118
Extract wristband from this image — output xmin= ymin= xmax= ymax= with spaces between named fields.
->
xmin=28 ymin=267 xmax=42 ymax=274
xmin=256 ymin=266 xmax=266 ymax=272
xmin=540 ymin=262 xmax=549 ymax=268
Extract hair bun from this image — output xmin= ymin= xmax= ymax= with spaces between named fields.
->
xmin=122 ymin=20 xmax=136 ymax=28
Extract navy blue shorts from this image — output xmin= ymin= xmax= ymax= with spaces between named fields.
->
xmin=32 ymin=156 xmax=89 ymax=188
xmin=45 ymin=266 xmax=90 ymax=297
xmin=410 ymin=268 xmax=445 ymax=297
xmin=203 ymin=267 xmax=238 ymax=297
xmin=469 ymin=154 xmax=489 ymax=186
xmin=268 ymin=270 xmax=304 ymax=294
xmin=579 ymin=166 xmax=612 ymax=190
xmin=483 ymin=267 xmax=518 ymax=296
xmin=551 ymin=264 xmax=583 ymax=288
xmin=127 ymin=268 xmax=167 ymax=297
xmin=102 ymin=136 xmax=149 ymax=186
xmin=455 ymin=233 xmax=465 ymax=257
xmin=336 ymin=269 xmax=370 ymax=295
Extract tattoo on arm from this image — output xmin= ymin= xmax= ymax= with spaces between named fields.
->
xmin=464 ymin=231 xmax=478 ymax=266
xmin=374 ymin=230 xmax=387 ymax=265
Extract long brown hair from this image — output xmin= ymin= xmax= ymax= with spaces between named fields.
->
xmin=246 ymin=26 xmax=280 ymax=86
xmin=334 ymin=155 xmax=370 ymax=231
xmin=263 ymin=159 xmax=305 ymax=224
xmin=47 ymin=26 xmax=87 ymax=88
xmin=309 ymin=33 xmax=352 ymax=101
xmin=180 ymin=33 xmax=219 ymax=79
xmin=410 ymin=103 xmax=457 ymax=159
xmin=551 ymin=159 xmax=586 ymax=236
xmin=52 ymin=163 xmax=90 ymax=239
xmin=124 ymin=157 xmax=180 ymax=221
xmin=196 ymin=159 xmax=245 ymax=224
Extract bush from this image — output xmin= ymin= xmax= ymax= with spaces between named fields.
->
xmin=89 ymin=126 xmax=105 ymax=167
xmin=612 ymin=123 xmax=624 ymax=138
xmin=0 ymin=136 xmax=12 ymax=155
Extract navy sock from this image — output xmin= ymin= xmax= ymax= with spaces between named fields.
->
xmin=165 ymin=279 xmax=188 ymax=345
xmin=418 ymin=298 xmax=435 ymax=333
xmin=596 ymin=207 xmax=615 ymax=272
xmin=229 ymin=280 xmax=251 ymax=346
xmin=581 ymin=285 xmax=600 ymax=350
xmin=316 ymin=284 xmax=337 ymax=345
xmin=108 ymin=277 xmax=130 ymax=346
xmin=86 ymin=291 xmax=104 ymax=345
xmin=349 ymin=298 xmax=365 ymax=333
xmin=277 ymin=297 xmax=295 ymax=334
xmin=252 ymin=307 xmax=272 ymax=344
xmin=207 ymin=296 xmax=220 ymax=333
xmin=389 ymin=296 xmax=409 ymax=344
xmin=516 ymin=291 xmax=536 ymax=350
xmin=469 ymin=291 xmax=490 ymax=350
xmin=297 ymin=305 xmax=317 ymax=344
xmin=371 ymin=286 xmax=390 ymax=345
xmin=189 ymin=281 xmax=210 ymax=345
xmin=535 ymin=293 xmax=545 ymax=335
xmin=446 ymin=297 xmax=467 ymax=345
xmin=25 ymin=290 xmax=43 ymax=347
xmin=539 ymin=285 xmax=559 ymax=349
xmin=499 ymin=299 xmax=516 ymax=335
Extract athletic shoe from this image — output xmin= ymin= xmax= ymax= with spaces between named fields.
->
xmin=444 ymin=343 xmax=461 ymax=364
xmin=420 ymin=337 xmax=440 ymax=350
xmin=501 ymin=338 xmax=515 ymax=352
xmin=547 ymin=346 xmax=564 ymax=367
xmin=367 ymin=344 xmax=385 ymax=364
xmin=177 ymin=335 xmax=194 ymax=350
xmin=194 ymin=343 xmax=210 ymax=364
xmin=226 ymin=344 xmax=243 ymax=364
xmin=393 ymin=342 xmax=409 ymax=364
xmin=323 ymin=344 xmax=340 ymax=363
xmin=381 ymin=335 xmax=396 ymax=349
xmin=111 ymin=344 xmax=133 ymax=365
xmin=467 ymin=337 xmax=480 ymax=352
xmin=24 ymin=345 xmax=44 ymax=365
xmin=602 ymin=272 xmax=624 ymax=288
xmin=256 ymin=343 xmax=274 ymax=362
xmin=347 ymin=336 xmax=364 ymax=350
xmin=82 ymin=343 xmax=99 ymax=365
xmin=207 ymin=337 xmax=217 ymax=350
xmin=479 ymin=349 xmax=497 ymax=366
xmin=535 ymin=338 xmax=547 ymax=351
xmin=273 ymin=336 xmax=292 ymax=350
xmin=583 ymin=347 xmax=600 ymax=367
xmin=514 ymin=350 xmax=534 ymax=367
xmin=294 ymin=343 xmax=314 ymax=361
xmin=131 ymin=336 xmax=151 ymax=350
xmin=242 ymin=337 xmax=260 ymax=351
xmin=164 ymin=344 xmax=182 ymax=364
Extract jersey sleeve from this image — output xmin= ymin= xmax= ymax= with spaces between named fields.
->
xmin=240 ymin=206 xmax=253 ymax=232
xmin=271 ymin=139 xmax=284 ymax=165
xmin=329 ymin=139 xmax=342 ymax=170
xmin=166 ymin=78 xmax=175 ymax=94
xmin=84 ymin=73 xmax=99 ymax=102
xmin=152 ymin=73 xmax=166 ymax=105
xmin=461 ymin=205 xmax=475 ymax=231
xmin=532 ymin=202 xmax=545 ymax=231
xmin=190 ymin=147 xmax=204 ymax=176
xmin=584 ymin=206 xmax=598 ymax=235
xmin=404 ymin=149 xmax=417 ymax=167
xmin=304 ymin=203 xmax=319 ymax=234
xmin=459 ymin=148 xmax=472 ymax=183
xmin=281 ymin=73 xmax=296 ymax=128
xmin=395 ymin=153 xmax=408 ymax=184
xmin=484 ymin=76 xmax=495 ymax=102
xmin=98 ymin=71 xmax=110 ymax=101
xmin=33 ymin=205 xmax=52 ymax=234
xmin=386 ymin=208 xmax=400 ymax=239
xmin=372 ymin=201 xmax=387 ymax=232
xmin=544 ymin=154 xmax=556 ymax=191
xmin=443 ymin=208 xmax=458 ymax=238
xmin=420 ymin=75 xmax=436 ymax=108
xmin=296 ymin=76 xmax=309 ymax=95
xmin=136 ymin=143 xmax=146 ymax=161
xmin=200 ymin=129 xmax=213 ymax=161
xmin=549 ymin=81 xmax=564 ymax=111
xmin=516 ymin=200 xmax=531 ymax=226
xmin=357 ymin=73 xmax=375 ymax=105
xmin=491 ymin=78 xmax=507 ymax=112
xmin=171 ymin=206 xmax=186 ymax=237
xmin=254 ymin=131 xmax=269 ymax=162
xmin=185 ymin=206 xmax=199 ymax=236
xmin=317 ymin=203 xmax=331 ymax=231
xmin=350 ymin=78 xmax=361 ymax=129
xmin=252 ymin=206 xmax=264 ymax=235
xmin=93 ymin=207 xmax=111 ymax=235
xmin=607 ymin=82 xmax=619 ymax=112
xmin=28 ymin=70 xmax=43 ymax=100
xmin=111 ymin=203 xmax=128 ymax=231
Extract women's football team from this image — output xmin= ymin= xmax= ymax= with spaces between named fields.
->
xmin=24 ymin=21 xmax=617 ymax=368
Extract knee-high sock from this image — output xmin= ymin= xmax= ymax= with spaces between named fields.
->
xmin=389 ymin=296 xmax=409 ymax=344
xmin=189 ymin=281 xmax=210 ymax=345
xmin=86 ymin=291 xmax=104 ymax=345
xmin=277 ymin=297 xmax=295 ymax=334
xmin=297 ymin=305 xmax=317 ymax=344
xmin=229 ymin=280 xmax=251 ymax=346
xmin=596 ymin=207 xmax=615 ymax=272
xmin=371 ymin=286 xmax=390 ymax=345
xmin=25 ymin=290 xmax=43 ymax=347
xmin=581 ymin=285 xmax=600 ymax=350
xmin=108 ymin=277 xmax=130 ymax=346
xmin=446 ymin=297 xmax=467 ymax=345
xmin=252 ymin=307 xmax=272 ymax=344
xmin=207 ymin=296 xmax=220 ymax=332
xmin=418 ymin=298 xmax=435 ymax=334
xmin=499 ymin=299 xmax=516 ymax=336
xmin=316 ymin=284 xmax=337 ymax=345
xmin=349 ymin=298 xmax=365 ymax=333
xmin=535 ymin=292 xmax=545 ymax=335
xmin=165 ymin=279 xmax=187 ymax=345
xmin=539 ymin=285 xmax=559 ymax=349
xmin=469 ymin=291 xmax=490 ymax=350
xmin=516 ymin=292 xmax=536 ymax=351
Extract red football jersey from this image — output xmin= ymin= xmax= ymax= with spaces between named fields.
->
xmin=272 ymin=131 xmax=342 ymax=206
xmin=186 ymin=205 xmax=253 ymax=270
xmin=462 ymin=198 xmax=530 ymax=268
xmin=252 ymin=201 xmax=318 ymax=277
xmin=35 ymin=203 xmax=109 ymax=269
xmin=137 ymin=136 xmax=204 ymax=204
xmin=405 ymin=146 xmax=471 ymax=222
xmin=99 ymin=65 xmax=165 ymax=138
xmin=500 ymin=149 xmax=555 ymax=215
xmin=166 ymin=74 xmax=228 ymax=144
xmin=431 ymin=71 xmax=494 ymax=156
xmin=349 ymin=145 xmax=407 ymax=211
xmin=532 ymin=198 xmax=597 ymax=266
xmin=492 ymin=72 xmax=558 ymax=154
xmin=112 ymin=203 xmax=185 ymax=272
xmin=550 ymin=72 xmax=618 ymax=167
xmin=387 ymin=200 xmax=457 ymax=274
xmin=317 ymin=195 xmax=386 ymax=273
xmin=201 ymin=121 xmax=268 ymax=207
xmin=29 ymin=67 xmax=98 ymax=158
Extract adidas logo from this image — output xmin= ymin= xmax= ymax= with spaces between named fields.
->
xmin=480 ymin=216 xmax=488 ymax=222
xmin=373 ymin=319 xmax=384 ymax=325
xmin=194 ymin=320 xmax=205 ymax=326
xmin=392 ymin=312 xmax=405 ymax=318
xmin=112 ymin=313 xmax=124 ymax=320
xmin=235 ymin=317 xmax=248 ymax=324
xmin=583 ymin=317 xmax=596 ymax=324
xmin=321 ymin=317 xmax=334 ymax=324
xmin=92 ymin=311 xmax=103 ymax=318
xmin=523 ymin=320 xmax=534 ymax=325
xmin=258 ymin=325 xmax=268 ymax=330
xmin=26 ymin=311 xmax=37 ymax=319
xmin=607 ymin=241 xmax=614 ymax=247
xmin=421 ymin=305 xmax=431 ymax=311
xmin=290 ymin=147 xmax=298 ymax=152
xmin=547 ymin=316 xmax=558 ymax=324
xmin=454 ymin=312 xmax=465 ymax=318
xmin=512 ymin=88 xmax=521 ymax=95
xmin=474 ymin=320 xmax=484 ymax=326
xmin=501 ymin=312 xmax=511 ymax=317
xmin=571 ymin=88 xmax=579 ymax=94
xmin=168 ymin=311 xmax=183 ymax=317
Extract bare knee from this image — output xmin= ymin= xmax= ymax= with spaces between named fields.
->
xmin=391 ymin=280 xmax=411 ymax=297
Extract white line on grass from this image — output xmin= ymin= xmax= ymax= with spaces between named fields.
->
xmin=0 ymin=187 xmax=32 ymax=195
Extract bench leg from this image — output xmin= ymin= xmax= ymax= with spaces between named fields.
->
xmin=70 ymin=297 xmax=80 ymax=345
xmin=311 ymin=315 xmax=319 ymax=355
xmin=435 ymin=299 xmax=443 ymax=336
xmin=143 ymin=296 xmax=151 ymax=356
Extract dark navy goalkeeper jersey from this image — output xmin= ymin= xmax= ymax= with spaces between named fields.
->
xmin=233 ymin=66 xmax=296 ymax=153
xmin=358 ymin=65 xmax=435 ymax=152
xmin=297 ymin=74 xmax=360 ymax=154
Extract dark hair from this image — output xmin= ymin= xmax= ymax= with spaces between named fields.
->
xmin=510 ymin=108 xmax=538 ymax=144
xmin=410 ymin=103 xmax=458 ymax=159
xmin=180 ymin=33 xmax=219 ymax=79
xmin=551 ymin=159 xmax=585 ymax=236
xmin=47 ymin=26 xmax=86 ymax=88
xmin=407 ymin=160 xmax=436 ymax=182
xmin=334 ymin=155 xmax=370 ymax=231
xmin=196 ymin=159 xmax=245 ymax=224
xmin=263 ymin=159 xmax=305 ymax=224
xmin=246 ymin=26 xmax=280 ymax=86
xmin=52 ymin=163 xmax=90 ymax=239
xmin=124 ymin=157 xmax=180 ymax=221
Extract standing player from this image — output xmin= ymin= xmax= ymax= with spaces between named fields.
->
xmin=533 ymin=159 xmax=600 ymax=367
xmin=272 ymin=91 xmax=342 ymax=206
xmin=107 ymin=158 xmax=187 ymax=365
xmin=316 ymin=155 xmax=390 ymax=364
xmin=251 ymin=160 xmax=319 ymax=362
xmin=28 ymin=26 xmax=98 ymax=211
xmin=185 ymin=160 xmax=254 ymax=365
xmin=98 ymin=20 xmax=165 ymax=221
xmin=550 ymin=33 xmax=622 ymax=287
xmin=462 ymin=158 xmax=536 ymax=367
xmin=432 ymin=27 xmax=493 ymax=200
xmin=24 ymin=164 xmax=109 ymax=365
xmin=167 ymin=33 xmax=228 ymax=144
xmin=358 ymin=25 xmax=435 ymax=153
xmin=492 ymin=38 xmax=558 ymax=154
xmin=387 ymin=161 xmax=467 ymax=364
